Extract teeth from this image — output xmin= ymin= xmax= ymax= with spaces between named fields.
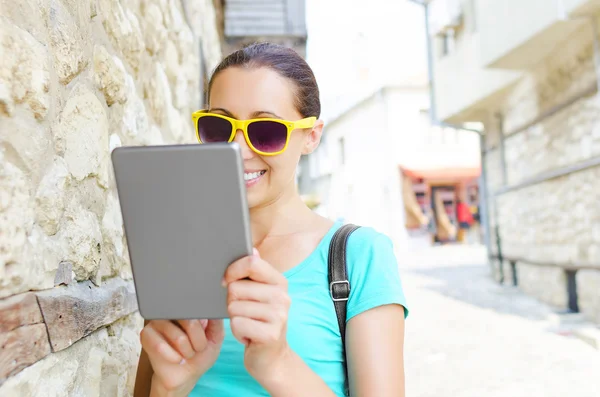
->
xmin=244 ymin=171 xmax=264 ymax=181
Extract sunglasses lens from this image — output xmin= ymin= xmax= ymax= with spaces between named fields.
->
xmin=247 ymin=121 xmax=288 ymax=153
xmin=197 ymin=116 xmax=232 ymax=143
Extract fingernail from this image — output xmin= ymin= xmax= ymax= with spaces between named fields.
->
xmin=200 ymin=319 xmax=208 ymax=329
xmin=253 ymin=248 xmax=259 ymax=257
xmin=221 ymin=278 xmax=227 ymax=287
xmin=179 ymin=358 xmax=186 ymax=365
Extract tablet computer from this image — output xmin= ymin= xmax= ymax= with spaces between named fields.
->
xmin=111 ymin=143 xmax=252 ymax=320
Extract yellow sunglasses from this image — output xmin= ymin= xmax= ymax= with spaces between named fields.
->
xmin=192 ymin=110 xmax=317 ymax=156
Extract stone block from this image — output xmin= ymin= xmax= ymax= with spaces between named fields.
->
xmin=54 ymin=84 xmax=109 ymax=187
xmin=182 ymin=0 xmax=222 ymax=71
xmin=61 ymin=204 xmax=103 ymax=281
xmin=576 ymin=269 xmax=600 ymax=323
xmin=93 ymin=45 xmax=127 ymax=106
xmin=108 ymin=74 xmax=151 ymax=145
xmin=141 ymin=3 xmax=167 ymax=55
xmin=46 ymin=0 xmax=88 ymax=85
xmin=0 ymin=115 xmax=53 ymax=183
xmin=0 ymin=156 xmax=33 ymax=291
xmin=98 ymin=0 xmax=144 ymax=74
xmin=0 ymin=312 xmax=143 ymax=397
xmin=35 ymin=157 xmax=69 ymax=236
xmin=517 ymin=262 xmax=567 ymax=309
xmin=0 ymin=16 xmax=51 ymax=120
xmin=101 ymin=193 xmax=125 ymax=277
xmin=144 ymin=62 xmax=173 ymax=126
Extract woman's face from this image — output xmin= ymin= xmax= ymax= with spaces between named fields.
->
xmin=209 ymin=67 xmax=323 ymax=209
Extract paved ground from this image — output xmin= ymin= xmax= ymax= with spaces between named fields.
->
xmin=398 ymin=243 xmax=600 ymax=397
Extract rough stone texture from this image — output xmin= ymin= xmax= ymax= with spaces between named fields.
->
xmin=101 ymin=192 xmax=126 ymax=278
xmin=0 ymin=313 xmax=144 ymax=397
xmin=93 ymin=45 xmax=127 ymax=106
xmin=0 ymin=0 xmax=221 ymax=389
xmin=54 ymin=84 xmax=110 ymax=187
xmin=483 ymin=19 xmax=600 ymax=322
xmin=0 ymin=152 xmax=34 ymax=292
xmin=517 ymin=262 xmax=568 ymax=309
xmin=61 ymin=203 xmax=103 ymax=281
xmin=495 ymin=166 xmax=600 ymax=266
xmin=35 ymin=156 xmax=69 ymax=236
xmin=46 ymin=0 xmax=89 ymax=85
xmin=98 ymin=0 xmax=144 ymax=75
xmin=183 ymin=0 xmax=223 ymax=73
xmin=503 ymin=93 xmax=600 ymax=187
xmin=577 ymin=270 xmax=600 ymax=323
xmin=0 ymin=16 xmax=51 ymax=120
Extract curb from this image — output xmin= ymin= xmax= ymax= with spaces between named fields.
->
xmin=548 ymin=312 xmax=600 ymax=351
xmin=572 ymin=327 xmax=600 ymax=350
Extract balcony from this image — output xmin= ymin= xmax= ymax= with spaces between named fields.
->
xmin=477 ymin=0 xmax=597 ymax=70
xmin=433 ymin=30 xmax=521 ymax=123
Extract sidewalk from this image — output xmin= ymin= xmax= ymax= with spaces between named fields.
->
xmin=399 ymin=243 xmax=600 ymax=397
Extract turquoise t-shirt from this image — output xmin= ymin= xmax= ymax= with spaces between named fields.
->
xmin=190 ymin=222 xmax=408 ymax=396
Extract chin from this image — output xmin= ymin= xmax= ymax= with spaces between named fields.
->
xmin=246 ymin=191 xmax=264 ymax=210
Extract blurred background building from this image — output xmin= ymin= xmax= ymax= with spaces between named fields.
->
xmin=408 ymin=0 xmax=600 ymax=324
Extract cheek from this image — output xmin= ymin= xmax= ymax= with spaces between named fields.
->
xmin=263 ymin=152 xmax=298 ymax=177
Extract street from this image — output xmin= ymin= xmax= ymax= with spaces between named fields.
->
xmin=399 ymin=244 xmax=600 ymax=397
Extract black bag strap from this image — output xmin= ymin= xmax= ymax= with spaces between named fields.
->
xmin=328 ymin=223 xmax=360 ymax=395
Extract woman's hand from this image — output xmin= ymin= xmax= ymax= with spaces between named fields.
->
xmin=224 ymin=248 xmax=292 ymax=387
xmin=140 ymin=319 xmax=224 ymax=396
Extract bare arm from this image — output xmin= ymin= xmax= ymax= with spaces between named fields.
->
xmin=260 ymin=349 xmax=338 ymax=397
xmin=261 ymin=304 xmax=405 ymax=397
xmin=347 ymin=304 xmax=406 ymax=396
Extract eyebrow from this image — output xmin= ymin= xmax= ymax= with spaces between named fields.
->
xmin=209 ymin=108 xmax=283 ymax=120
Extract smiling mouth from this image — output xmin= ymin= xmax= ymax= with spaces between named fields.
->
xmin=244 ymin=170 xmax=266 ymax=182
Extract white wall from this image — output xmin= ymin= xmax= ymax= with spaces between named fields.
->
xmin=384 ymin=88 xmax=481 ymax=171
xmin=311 ymin=88 xmax=411 ymax=248
xmin=310 ymin=85 xmax=481 ymax=250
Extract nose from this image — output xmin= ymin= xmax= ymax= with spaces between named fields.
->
xmin=232 ymin=129 xmax=253 ymax=160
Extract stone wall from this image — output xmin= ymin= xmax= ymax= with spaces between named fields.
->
xmin=0 ymin=0 xmax=221 ymax=394
xmin=484 ymin=19 xmax=600 ymax=323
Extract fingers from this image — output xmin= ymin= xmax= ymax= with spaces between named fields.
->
xmin=230 ymin=316 xmax=282 ymax=345
xmin=227 ymin=279 xmax=285 ymax=304
xmin=152 ymin=320 xmax=196 ymax=360
xmin=224 ymin=252 xmax=286 ymax=287
xmin=228 ymin=301 xmax=278 ymax=323
xmin=140 ymin=323 xmax=183 ymax=365
xmin=177 ymin=320 xmax=208 ymax=353
xmin=204 ymin=319 xmax=225 ymax=345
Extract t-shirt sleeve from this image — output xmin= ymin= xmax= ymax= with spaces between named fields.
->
xmin=345 ymin=227 xmax=409 ymax=321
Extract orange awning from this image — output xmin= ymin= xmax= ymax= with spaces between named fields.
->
xmin=400 ymin=166 xmax=481 ymax=180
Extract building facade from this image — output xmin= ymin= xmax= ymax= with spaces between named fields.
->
xmin=0 ymin=0 xmax=222 ymax=394
xmin=299 ymin=82 xmax=481 ymax=252
xmin=220 ymin=0 xmax=308 ymax=56
xmin=413 ymin=0 xmax=600 ymax=322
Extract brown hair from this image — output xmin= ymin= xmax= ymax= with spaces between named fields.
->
xmin=208 ymin=42 xmax=321 ymax=118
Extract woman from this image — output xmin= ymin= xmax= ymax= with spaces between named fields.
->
xmin=134 ymin=43 xmax=408 ymax=397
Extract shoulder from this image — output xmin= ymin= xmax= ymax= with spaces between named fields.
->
xmin=344 ymin=226 xmax=408 ymax=320
xmin=346 ymin=226 xmax=396 ymax=264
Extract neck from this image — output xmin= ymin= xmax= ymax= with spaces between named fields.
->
xmin=249 ymin=185 xmax=314 ymax=244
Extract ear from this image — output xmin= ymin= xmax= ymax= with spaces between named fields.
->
xmin=301 ymin=119 xmax=324 ymax=155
